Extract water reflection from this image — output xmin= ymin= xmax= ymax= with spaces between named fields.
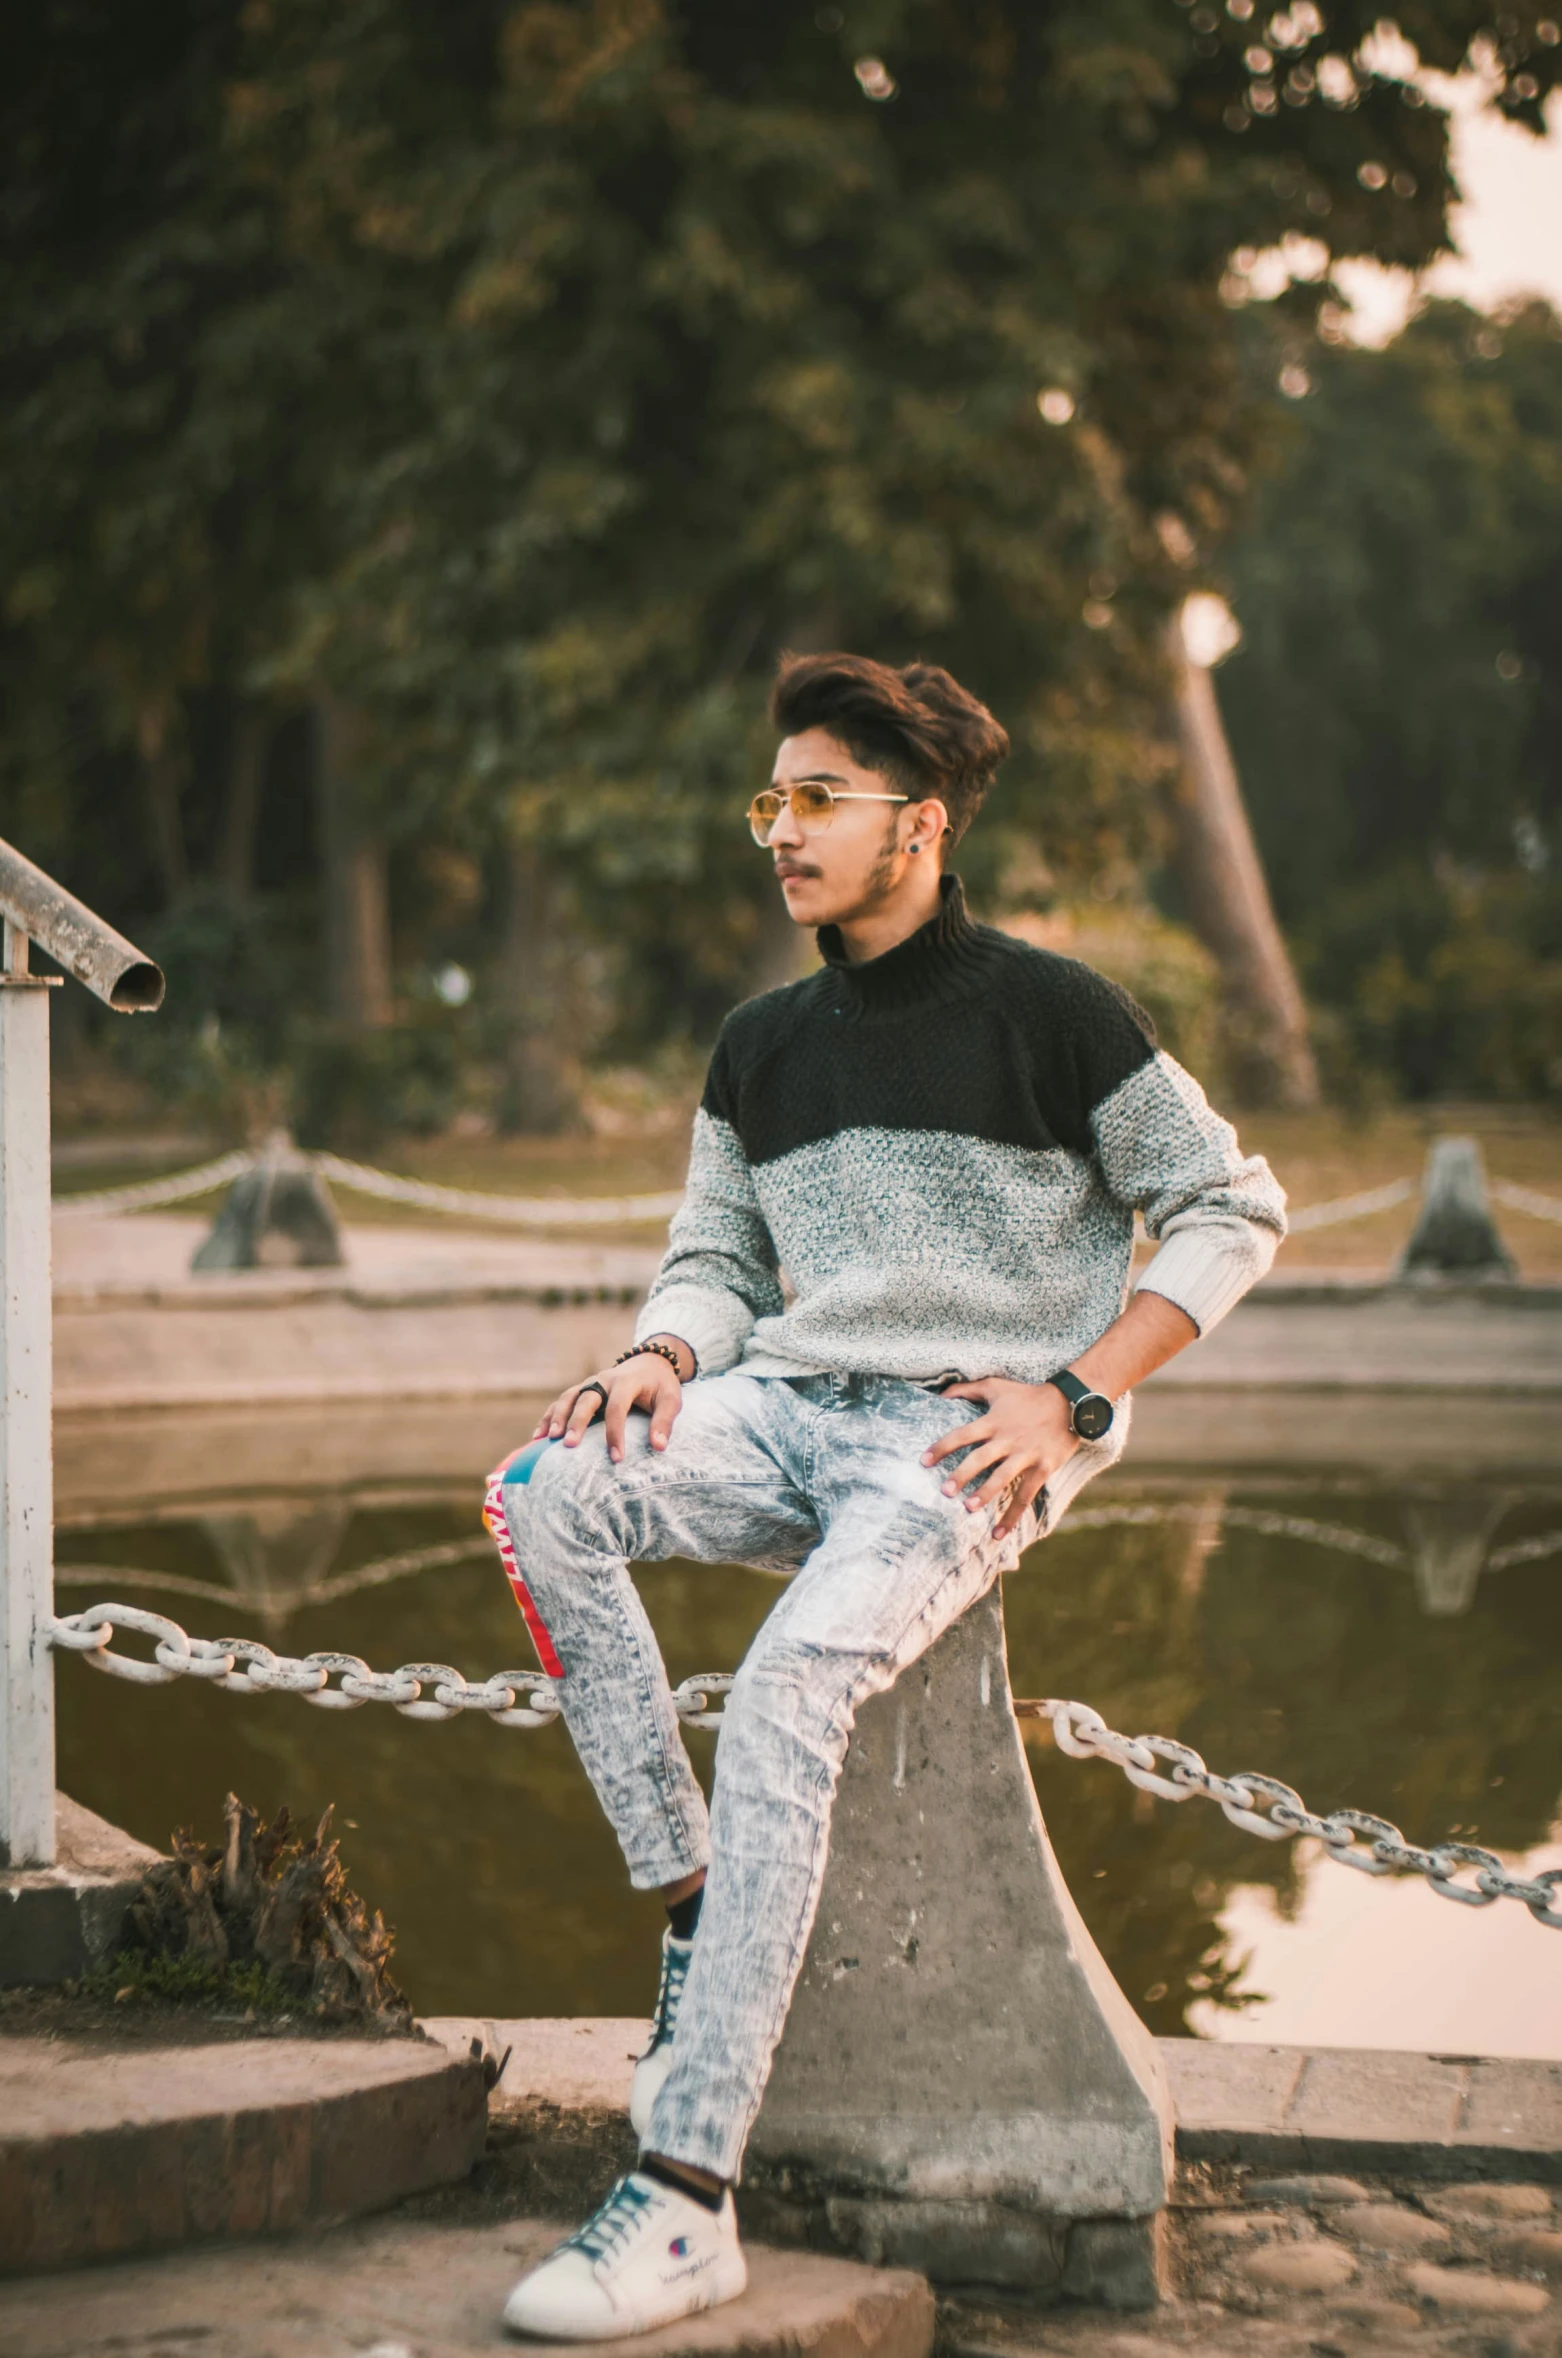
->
xmin=54 ymin=1471 xmax=1562 ymax=2044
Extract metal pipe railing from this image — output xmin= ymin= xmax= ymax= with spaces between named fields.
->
xmin=0 ymin=837 xmax=164 ymax=1010
xmin=1 ymin=839 xmax=162 ymax=1867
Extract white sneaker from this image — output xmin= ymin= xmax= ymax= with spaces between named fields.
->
xmin=501 ymin=2170 xmax=746 ymax=2342
xmin=629 ymin=1930 xmax=693 ymax=2141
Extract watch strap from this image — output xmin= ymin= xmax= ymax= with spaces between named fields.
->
xmin=1047 ymin=1367 xmax=1113 ymax=1439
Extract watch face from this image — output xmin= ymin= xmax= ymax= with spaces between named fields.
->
xmin=1073 ymin=1392 xmax=1114 ymax=1442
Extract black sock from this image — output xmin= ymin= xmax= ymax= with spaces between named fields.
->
xmin=666 ymin=1886 xmax=703 ymax=1944
xmin=641 ymin=2154 xmax=726 ymax=2212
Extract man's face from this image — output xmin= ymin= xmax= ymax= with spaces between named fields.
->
xmin=764 ymin=727 xmax=939 ymax=929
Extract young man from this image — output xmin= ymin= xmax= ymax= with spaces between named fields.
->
xmin=498 ymin=653 xmax=1286 ymax=2342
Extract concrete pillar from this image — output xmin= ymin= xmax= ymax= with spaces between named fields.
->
xmin=191 ymin=1136 xmax=343 ymax=1271
xmin=1396 ymin=1137 xmax=1514 ymax=1281
xmin=745 ymin=1584 xmax=1172 ymax=2306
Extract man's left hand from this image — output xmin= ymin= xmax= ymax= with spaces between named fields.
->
xmin=922 ymin=1377 xmax=1079 ymax=1540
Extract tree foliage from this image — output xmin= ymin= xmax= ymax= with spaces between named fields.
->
xmin=3 ymin=0 xmax=1559 ymax=1116
xmin=1219 ymin=298 xmax=1562 ymax=1097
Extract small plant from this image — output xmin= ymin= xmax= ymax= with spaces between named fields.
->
xmin=103 ymin=1795 xmax=412 ymax=2030
xmin=83 ymin=1948 xmax=297 ymax=2015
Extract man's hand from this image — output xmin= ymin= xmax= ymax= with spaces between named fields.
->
xmin=921 ymin=1293 xmax=1201 ymax=1541
xmin=533 ymin=1334 xmax=693 ymax=1464
xmin=922 ymin=1377 xmax=1079 ymax=1540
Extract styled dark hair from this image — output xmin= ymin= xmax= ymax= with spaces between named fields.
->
xmin=769 ymin=652 xmax=1009 ymax=845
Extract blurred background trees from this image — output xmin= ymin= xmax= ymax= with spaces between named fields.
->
xmin=1220 ymin=295 xmax=1562 ymax=1101
xmin=3 ymin=0 xmax=1559 ymax=1141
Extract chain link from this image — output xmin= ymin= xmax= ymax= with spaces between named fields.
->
xmin=52 ymin=1149 xmax=258 ymax=1219
xmin=49 ymin=1603 xmax=1557 ymax=1929
xmin=1019 ymin=1697 xmax=1562 ymax=1930
xmin=53 ymin=1146 xmax=683 ymax=1226
xmin=48 ymin=1603 xmax=733 ymax=1735
xmin=70 ymin=1150 xmax=1562 ymax=1236
xmin=1284 ymin=1176 xmax=1416 ymax=1232
xmin=310 ymin=1152 xmax=683 ymax=1229
xmin=1491 ymin=1179 xmax=1562 ymax=1227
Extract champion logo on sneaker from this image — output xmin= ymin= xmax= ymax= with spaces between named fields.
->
xmin=501 ymin=2169 xmax=746 ymax=2341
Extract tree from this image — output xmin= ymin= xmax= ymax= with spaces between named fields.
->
xmin=1165 ymin=610 xmax=1319 ymax=1104
xmin=0 ymin=0 xmax=441 ymax=1080
xmin=227 ymin=0 xmax=1562 ymax=1058
xmin=1217 ymin=298 xmax=1562 ymax=1097
xmin=5 ymin=1 xmax=1559 ymax=1125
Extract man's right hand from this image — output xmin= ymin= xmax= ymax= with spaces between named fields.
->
xmin=533 ymin=1335 xmax=692 ymax=1464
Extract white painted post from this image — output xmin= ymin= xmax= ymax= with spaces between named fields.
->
xmin=0 ymin=920 xmax=58 ymax=1867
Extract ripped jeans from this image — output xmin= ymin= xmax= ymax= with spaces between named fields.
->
xmin=502 ymin=1369 xmax=1062 ymax=2184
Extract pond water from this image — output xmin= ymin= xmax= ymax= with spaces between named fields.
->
xmin=53 ymin=1453 xmax=1562 ymax=2056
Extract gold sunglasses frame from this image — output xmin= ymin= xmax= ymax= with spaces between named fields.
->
xmin=748 ymin=778 xmax=910 ymax=846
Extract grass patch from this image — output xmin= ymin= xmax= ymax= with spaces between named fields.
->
xmin=78 ymin=1948 xmax=297 ymax=2016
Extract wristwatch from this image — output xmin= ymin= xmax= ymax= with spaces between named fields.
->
xmin=1046 ymin=1368 xmax=1115 ymax=1442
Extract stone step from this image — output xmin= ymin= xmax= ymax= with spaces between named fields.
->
xmin=1164 ymin=2039 xmax=1562 ymax=2185
xmin=0 ymin=2027 xmax=487 ymax=2275
xmin=0 ymin=2210 xmax=935 ymax=2358
xmin=0 ymin=1796 xmax=158 ymax=1988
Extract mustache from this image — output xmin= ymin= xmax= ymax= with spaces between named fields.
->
xmin=773 ymin=860 xmax=821 ymax=881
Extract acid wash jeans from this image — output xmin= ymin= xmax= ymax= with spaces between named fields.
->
xmin=501 ymin=1368 xmax=1041 ymax=2186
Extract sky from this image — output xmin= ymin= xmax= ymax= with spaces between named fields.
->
xmin=1191 ymin=71 xmax=1562 ymax=662
xmin=1337 ymin=74 xmax=1562 ymax=343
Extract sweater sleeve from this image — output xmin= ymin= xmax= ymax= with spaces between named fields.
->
xmin=1049 ymin=963 xmax=1286 ymax=1337
xmin=633 ymin=1034 xmax=784 ymax=1376
xmin=1091 ymin=1046 xmax=1288 ymax=1336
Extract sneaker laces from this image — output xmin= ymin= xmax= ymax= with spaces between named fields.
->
xmin=641 ymin=1936 xmax=691 ymax=2060
xmin=560 ymin=2174 xmax=657 ymax=2266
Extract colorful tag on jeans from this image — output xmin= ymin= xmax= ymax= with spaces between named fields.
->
xmin=482 ymin=1444 xmax=566 ymax=1679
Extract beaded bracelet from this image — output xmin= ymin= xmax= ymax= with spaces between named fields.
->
xmin=614 ymin=1338 xmax=691 ymax=1380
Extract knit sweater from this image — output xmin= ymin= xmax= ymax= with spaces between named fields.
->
xmin=636 ymin=876 xmax=1286 ymax=1427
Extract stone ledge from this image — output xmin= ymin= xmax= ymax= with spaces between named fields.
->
xmin=0 ymin=2029 xmax=487 ymax=2274
xmin=1163 ymin=2039 xmax=1562 ymax=2184
xmin=0 ymin=1796 xmax=159 ymax=1986
xmin=422 ymin=2020 xmax=1562 ymax=2191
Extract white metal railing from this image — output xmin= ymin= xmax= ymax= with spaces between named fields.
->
xmin=0 ymin=837 xmax=164 ymax=1866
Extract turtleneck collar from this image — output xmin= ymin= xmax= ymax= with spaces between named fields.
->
xmin=814 ymin=874 xmax=987 ymax=1016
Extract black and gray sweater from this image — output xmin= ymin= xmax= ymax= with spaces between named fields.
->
xmin=637 ymin=877 xmax=1285 ymax=1464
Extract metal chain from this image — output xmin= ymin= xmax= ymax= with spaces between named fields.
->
xmin=309 ymin=1153 xmax=683 ymax=1229
xmin=1491 ymin=1179 xmax=1562 ymax=1227
xmin=52 ymin=1150 xmax=257 ymax=1219
xmin=52 ymin=1147 xmax=682 ymax=1226
xmin=47 ymin=1605 xmax=1557 ymax=1930
xmin=1284 ymin=1176 xmax=1416 ymax=1232
xmin=64 ymin=1151 xmax=1562 ymax=1235
xmin=47 ymin=1602 xmax=723 ymax=1732
xmin=1016 ymin=1697 xmax=1562 ymax=1931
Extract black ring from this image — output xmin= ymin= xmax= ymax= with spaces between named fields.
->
xmin=576 ymin=1379 xmax=609 ymax=1423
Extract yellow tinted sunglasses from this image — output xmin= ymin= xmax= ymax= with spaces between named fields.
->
xmin=748 ymin=779 xmax=909 ymax=846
